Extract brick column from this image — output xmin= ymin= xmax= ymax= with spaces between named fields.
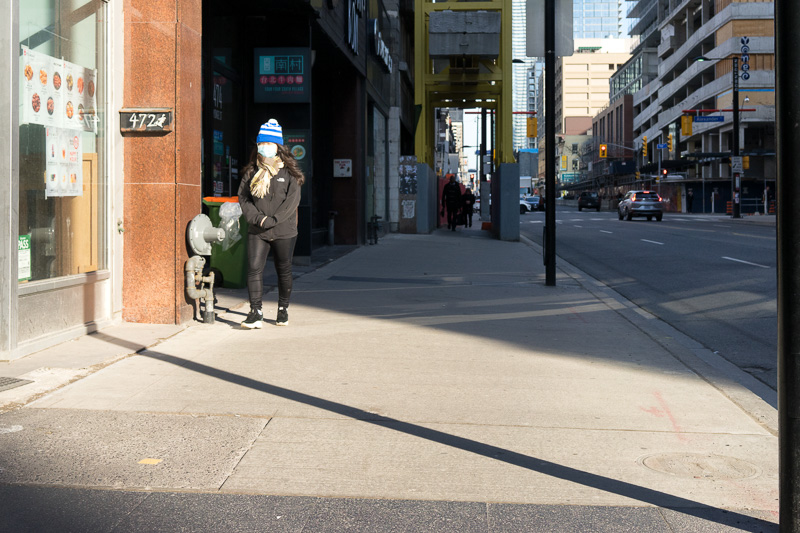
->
xmin=123 ymin=1 xmax=202 ymax=323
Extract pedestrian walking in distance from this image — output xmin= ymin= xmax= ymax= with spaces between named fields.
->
xmin=441 ymin=174 xmax=462 ymax=231
xmin=462 ymin=187 xmax=476 ymax=227
xmin=238 ymin=119 xmax=305 ymax=329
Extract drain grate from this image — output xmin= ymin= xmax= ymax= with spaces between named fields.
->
xmin=0 ymin=377 xmax=33 ymax=393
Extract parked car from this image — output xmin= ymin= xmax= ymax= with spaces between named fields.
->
xmin=577 ymin=191 xmax=601 ymax=211
xmin=618 ymin=190 xmax=663 ymax=221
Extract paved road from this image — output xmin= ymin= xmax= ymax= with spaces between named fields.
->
xmin=521 ymin=207 xmax=778 ymax=390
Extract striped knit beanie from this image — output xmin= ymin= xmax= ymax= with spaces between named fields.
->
xmin=256 ymin=119 xmax=283 ymax=145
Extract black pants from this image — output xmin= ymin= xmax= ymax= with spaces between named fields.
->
xmin=446 ymin=205 xmax=459 ymax=229
xmin=465 ymin=210 xmax=473 ymax=227
xmin=247 ymin=234 xmax=297 ymax=310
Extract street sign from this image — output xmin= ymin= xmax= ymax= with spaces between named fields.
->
xmin=694 ymin=116 xmax=725 ymax=123
xmin=732 ymin=156 xmax=743 ymax=173
xmin=656 ymin=143 xmax=667 ymax=149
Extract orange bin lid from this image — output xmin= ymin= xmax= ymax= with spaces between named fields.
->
xmin=203 ymin=196 xmax=239 ymax=203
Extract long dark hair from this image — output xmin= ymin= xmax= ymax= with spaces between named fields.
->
xmin=242 ymin=144 xmax=306 ymax=186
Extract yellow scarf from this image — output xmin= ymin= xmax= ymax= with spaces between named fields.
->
xmin=250 ymin=155 xmax=284 ymax=199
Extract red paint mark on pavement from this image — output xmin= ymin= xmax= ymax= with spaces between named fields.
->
xmin=568 ymin=307 xmax=588 ymax=322
xmin=641 ymin=391 xmax=688 ymax=442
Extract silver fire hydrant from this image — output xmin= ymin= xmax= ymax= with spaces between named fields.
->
xmin=186 ymin=214 xmax=225 ymax=323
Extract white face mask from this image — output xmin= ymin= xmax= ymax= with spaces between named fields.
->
xmin=258 ymin=143 xmax=277 ymax=158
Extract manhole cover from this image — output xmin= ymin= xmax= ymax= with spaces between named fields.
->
xmin=0 ymin=377 xmax=33 ymax=393
xmin=639 ymin=452 xmax=760 ymax=480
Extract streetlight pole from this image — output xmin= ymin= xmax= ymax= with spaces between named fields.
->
xmin=732 ymin=56 xmax=741 ymax=218
xmin=544 ymin=0 xmax=556 ymax=286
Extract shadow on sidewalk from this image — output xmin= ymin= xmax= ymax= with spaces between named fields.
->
xmin=121 ymin=346 xmax=772 ymax=532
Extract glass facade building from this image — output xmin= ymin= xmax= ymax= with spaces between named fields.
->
xmin=573 ymin=0 xmax=627 ymax=39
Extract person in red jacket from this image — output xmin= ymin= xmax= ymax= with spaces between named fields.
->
xmin=238 ymin=119 xmax=305 ymax=329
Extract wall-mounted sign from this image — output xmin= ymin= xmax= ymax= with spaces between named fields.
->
xmin=254 ymin=48 xmax=311 ymax=103
xmin=334 ymin=159 xmax=352 ymax=177
xmin=284 ymin=130 xmax=311 ymax=178
xmin=369 ymin=19 xmax=393 ymax=73
xmin=119 ymin=108 xmax=173 ymax=134
xmin=347 ymin=0 xmax=366 ymax=54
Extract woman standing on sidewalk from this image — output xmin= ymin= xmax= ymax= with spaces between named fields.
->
xmin=238 ymin=119 xmax=305 ymax=329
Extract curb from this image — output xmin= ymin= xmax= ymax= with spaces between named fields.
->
xmin=519 ymin=234 xmax=778 ymax=436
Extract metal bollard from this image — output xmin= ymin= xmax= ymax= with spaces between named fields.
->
xmin=328 ymin=210 xmax=338 ymax=246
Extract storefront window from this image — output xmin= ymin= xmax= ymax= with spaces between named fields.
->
xmin=18 ymin=0 xmax=107 ymax=282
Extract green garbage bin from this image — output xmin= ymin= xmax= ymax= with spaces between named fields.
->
xmin=202 ymin=197 xmax=248 ymax=289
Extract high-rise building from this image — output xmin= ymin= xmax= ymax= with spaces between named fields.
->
xmin=629 ymin=0 xmax=775 ymax=213
xmin=512 ymin=0 xmax=537 ymax=151
xmin=573 ymin=0 xmax=628 ymax=39
xmin=535 ymin=39 xmax=632 ymax=179
xmin=516 ymin=0 xmax=628 ymax=151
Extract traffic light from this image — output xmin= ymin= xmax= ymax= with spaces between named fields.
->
xmin=668 ymin=134 xmax=673 ymax=152
xmin=527 ymin=117 xmax=537 ymax=138
xmin=681 ymin=115 xmax=693 ymax=136
xmin=599 ymin=144 xmax=608 ymax=158
xmin=743 ymin=155 xmax=750 ymax=169
xmin=642 ymin=136 xmax=648 ymax=157
xmin=661 ymin=168 xmax=668 ymax=178
xmin=635 ymin=171 xmax=640 ymax=180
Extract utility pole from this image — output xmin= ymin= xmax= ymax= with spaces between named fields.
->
xmin=544 ymin=0 xmax=556 ymax=286
xmin=732 ymin=56 xmax=741 ymax=218
xmin=776 ymin=1 xmax=800 ymax=530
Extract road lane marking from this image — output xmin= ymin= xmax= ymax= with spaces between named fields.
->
xmin=733 ymin=232 xmax=774 ymax=240
xmin=722 ymin=256 xmax=770 ymax=268
xmin=641 ymin=239 xmax=664 ymax=245
xmin=574 ymin=225 xmax=583 ymax=228
xmin=600 ymin=230 xmax=613 ymax=234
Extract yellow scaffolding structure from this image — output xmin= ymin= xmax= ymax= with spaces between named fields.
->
xmin=414 ymin=0 xmax=515 ymax=167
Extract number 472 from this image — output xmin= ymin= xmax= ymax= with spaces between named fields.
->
xmin=129 ymin=113 xmax=167 ymax=129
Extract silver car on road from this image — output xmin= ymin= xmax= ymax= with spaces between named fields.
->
xmin=618 ymin=190 xmax=663 ymax=221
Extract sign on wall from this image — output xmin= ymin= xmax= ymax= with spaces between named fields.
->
xmin=253 ymin=48 xmax=311 ymax=103
xmin=284 ymin=130 xmax=311 ymax=178
xmin=333 ymin=159 xmax=352 ymax=178
xmin=119 ymin=108 xmax=173 ymax=134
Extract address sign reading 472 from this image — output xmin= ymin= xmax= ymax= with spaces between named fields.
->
xmin=128 ymin=113 xmax=167 ymax=130
xmin=119 ymin=108 xmax=173 ymax=134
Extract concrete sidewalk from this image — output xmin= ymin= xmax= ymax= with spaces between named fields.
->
xmin=0 ymin=224 xmax=779 ymax=531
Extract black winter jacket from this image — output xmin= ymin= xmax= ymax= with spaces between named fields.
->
xmin=442 ymin=181 xmax=462 ymax=209
xmin=238 ymin=166 xmax=301 ymax=241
